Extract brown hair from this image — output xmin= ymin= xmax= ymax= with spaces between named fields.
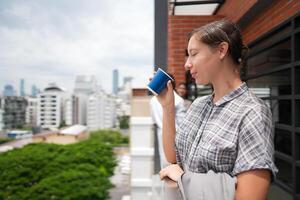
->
xmin=188 ymin=20 xmax=248 ymax=73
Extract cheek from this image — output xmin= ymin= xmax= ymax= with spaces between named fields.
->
xmin=200 ymin=53 xmax=219 ymax=73
xmin=193 ymin=53 xmax=219 ymax=83
xmin=194 ymin=54 xmax=213 ymax=75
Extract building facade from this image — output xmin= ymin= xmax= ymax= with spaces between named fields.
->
xmin=0 ymin=96 xmax=27 ymax=130
xmin=0 ymin=103 xmax=3 ymax=131
xmin=37 ymin=84 xmax=65 ymax=130
xmin=74 ymin=75 xmax=98 ymax=125
xmin=64 ymin=95 xmax=79 ymax=126
xmin=87 ymin=93 xmax=116 ymax=131
xmin=20 ymin=79 xmax=25 ymax=97
xmin=3 ymin=84 xmax=15 ymax=97
xmin=113 ymin=69 xmax=119 ymax=95
xmin=25 ymin=97 xmax=38 ymax=127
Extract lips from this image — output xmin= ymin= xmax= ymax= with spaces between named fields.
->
xmin=191 ymin=72 xmax=197 ymax=79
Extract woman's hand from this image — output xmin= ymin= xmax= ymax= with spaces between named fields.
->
xmin=156 ymin=80 xmax=175 ymax=108
xmin=149 ymin=71 xmax=175 ymax=108
xmin=159 ymin=164 xmax=184 ymax=182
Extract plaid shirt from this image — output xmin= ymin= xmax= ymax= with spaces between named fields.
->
xmin=175 ymin=82 xmax=278 ymax=179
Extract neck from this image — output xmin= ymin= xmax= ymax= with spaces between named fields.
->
xmin=211 ymin=64 xmax=243 ymax=104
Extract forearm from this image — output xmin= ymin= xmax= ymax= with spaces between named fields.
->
xmin=162 ymin=105 xmax=176 ymax=163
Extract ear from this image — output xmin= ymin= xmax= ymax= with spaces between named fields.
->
xmin=218 ymin=42 xmax=229 ymax=60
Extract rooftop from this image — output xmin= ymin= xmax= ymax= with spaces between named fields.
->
xmin=59 ymin=124 xmax=87 ymax=135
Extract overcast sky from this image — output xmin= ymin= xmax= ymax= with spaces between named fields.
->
xmin=0 ymin=0 xmax=154 ymax=95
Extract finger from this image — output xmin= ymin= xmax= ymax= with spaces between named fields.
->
xmin=167 ymin=80 xmax=173 ymax=90
xmin=159 ymin=169 xmax=167 ymax=180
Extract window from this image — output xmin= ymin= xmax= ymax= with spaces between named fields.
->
xmin=275 ymin=129 xmax=292 ymax=156
xmin=246 ymin=13 xmax=300 ymax=197
xmin=275 ymin=157 xmax=293 ymax=188
xmin=247 ymin=38 xmax=291 ymax=76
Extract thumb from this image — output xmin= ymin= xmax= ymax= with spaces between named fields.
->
xmin=167 ymin=80 xmax=173 ymax=90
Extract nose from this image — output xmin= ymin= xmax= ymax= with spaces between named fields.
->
xmin=184 ymin=58 xmax=192 ymax=71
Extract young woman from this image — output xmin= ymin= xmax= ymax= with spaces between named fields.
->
xmin=157 ymin=20 xmax=278 ymax=199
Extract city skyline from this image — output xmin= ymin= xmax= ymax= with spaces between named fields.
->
xmin=0 ymin=0 xmax=154 ymax=94
xmin=1 ymin=70 xmax=132 ymax=97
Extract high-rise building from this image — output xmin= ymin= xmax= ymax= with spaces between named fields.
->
xmin=73 ymin=75 xmax=98 ymax=125
xmin=87 ymin=92 xmax=116 ymax=131
xmin=74 ymin=75 xmax=97 ymax=95
xmin=20 ymin=79 xmax=25 ymax=97
xmin=112 ymin=69 xmax=119 ymax=95
xmin=31 ymin=84 xmax=39 ymax=97
xmin=25 ymin=97 xmax=38 ymax=127
xmin=3 ymin=84 xmax=15 ymax=96
xmin=0 ymin=101 xmax=3 ymax=131
xmin=37 ymin=83 xmax=66 ymax=130
xmin=65 ymin=95 xmax=79 ymax=126
xmin=117 ymin=76 xmax=132 ymax=116
xmin=0 ymin=96 xmax=27 ymax=130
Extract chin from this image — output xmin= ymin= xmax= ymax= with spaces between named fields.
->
xmin=195 ymin=78 xmax=209 ymax=86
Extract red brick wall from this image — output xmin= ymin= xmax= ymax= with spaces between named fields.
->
xmin=216 ymin=0 xmax=257 ymax=23
xmin=167 ymin=15 xmax=224 ymax=86
xmin=132 ymin=88 xmax=148 ymax=97
xmin=216 ymin=0 xmax=300 ymax=44
xmin=242 ymin=0 xmax=300 ymax=44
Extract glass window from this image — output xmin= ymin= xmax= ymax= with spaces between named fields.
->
xmin=275 ymin=128 xmax=292 ymax=156
xmin=296 ymin=167 xmax=300 ymax=195
xmin=247 ymin=69 xmax=291 ymax=97
xmin=275 ymin=157 xmax=293 ymax=188
xmin=295 ymin=66 xmax=300 ymax=95
xmin=295 ymin=33 xmax=300 ymax=61
xmin=270 ymin=100 xmax=292 ymax=125
xmin=296 ymin=100 xmax=300 ymax=127
xmin=296 ymin=15 xmax=300 ymax=28
xmin=296 ymin=133 xmax=300 ymax=160
xmin=247 ymin=39 xmax=291 ymax=76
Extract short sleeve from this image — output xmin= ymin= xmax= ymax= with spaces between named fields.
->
xmin=174 ymin=141 xmax=182 ymax=167
xmin=232 ymin=103 xmax=278 ymax=181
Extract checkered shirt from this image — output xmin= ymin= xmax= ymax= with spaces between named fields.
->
xmin=175 ymin=82 xmax=278 ymax=179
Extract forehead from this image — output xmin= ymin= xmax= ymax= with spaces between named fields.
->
xmin=188 ymin=35 xmax=204 ymax=50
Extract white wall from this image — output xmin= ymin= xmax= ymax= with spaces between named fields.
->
xmin=130 ymin=116 xmax=154 ymax=200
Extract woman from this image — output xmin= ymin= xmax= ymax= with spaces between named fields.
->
xmin=157 ymin=20 xmax=278 ymax=199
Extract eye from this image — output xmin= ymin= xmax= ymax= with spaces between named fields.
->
xmin=190 ymin=52 xmax=197 ymax=57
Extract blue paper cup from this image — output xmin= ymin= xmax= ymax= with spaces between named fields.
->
xmin=147 ymin=68 xmax=174 ymax=96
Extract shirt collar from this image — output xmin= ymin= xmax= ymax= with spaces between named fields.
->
xmin=208 ymin=82 xmax=248 ymax=106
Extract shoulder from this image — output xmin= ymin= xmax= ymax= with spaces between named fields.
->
xmin=241 ymin=90 xmax=272 ymax=120
xmin=236 ymin=90 xmax=273 ymax=133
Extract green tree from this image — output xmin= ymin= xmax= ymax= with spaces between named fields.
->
xmin=0 ymin=130 xmax=118 ymax=200
xmin=118 ymin=116 xmax=129 ymax=129
xmin=0 ymin=138 xmax=13 ymax=145
xmin=90 ymin=129 xmax=129 ymax=146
